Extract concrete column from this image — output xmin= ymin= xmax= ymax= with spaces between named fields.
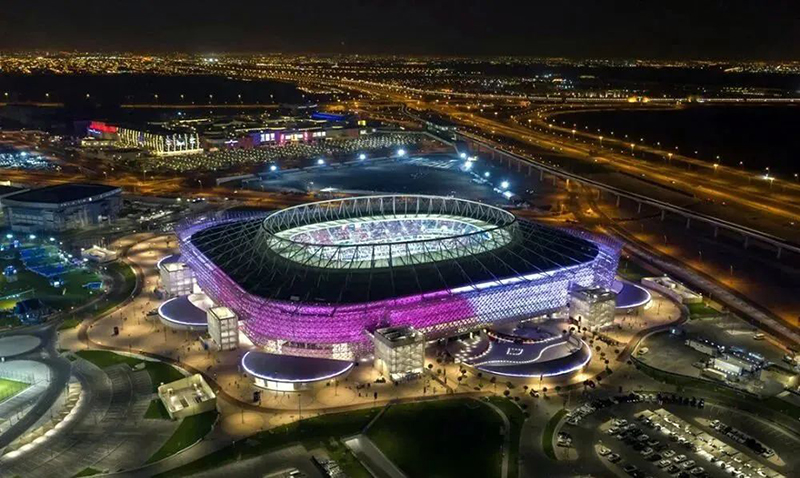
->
xmin=616 ymin=195 xmax=621 ymax=207
xmin=528 ymin=165 xmax=532 ymax=176
xmin=517 ymin=161 xmax=521 ymax=172
xmin=743 ymin=236 xmax=749 ymax=249
xmin=776 ymin=247 xmax=782 ymax=259
xmin=660 ymin=210 xmax=666 ymax=221
xmin=685 ymin=217 xmax=691 ymax=229
xmin=540 ymin=170 xmax=544 ymax=181
xmin=713 ymin=226 xmax=719 ymax=238
xmin=553 ymin=176 xmax=557 ymax=187
xmin=637 ymin=202 xmax=642 ymax=214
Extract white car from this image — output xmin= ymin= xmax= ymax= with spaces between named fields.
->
xmin=657 ymin=459 xmax=671 ymax=468
xmin=598 ymin=446 xmax=611 ymax=456
xmin=663 ymin=450 xmax=675 ymax=459
xmin=674 ymin=454 xmax=687 ymax=463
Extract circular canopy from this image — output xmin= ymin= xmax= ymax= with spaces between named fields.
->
xmin=241 ymin=350 xmax=353 ymax=383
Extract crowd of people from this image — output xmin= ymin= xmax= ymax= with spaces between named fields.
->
xmin=292 ymin=218 xmax=481 ymax=246
xmin=286 ymin=218 xmax=492 ymax=264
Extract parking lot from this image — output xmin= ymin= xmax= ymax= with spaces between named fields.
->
xmin=560 ymin=392 xmax=797 ymax=478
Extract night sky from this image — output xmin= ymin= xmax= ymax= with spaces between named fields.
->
xmin=2 ymin=1 xmax=798 ymax=59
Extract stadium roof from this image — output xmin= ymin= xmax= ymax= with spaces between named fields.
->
xmin=188 ymin=210 xmax=602 ymax=304
xmin=2 ymin=183 xmax=120 ymax=205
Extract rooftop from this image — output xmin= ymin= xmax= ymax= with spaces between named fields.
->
xmin=375 ymin=326 xmax=424 ymax=346
xmin=188 ymin=215 xmax=603 ymax=304
xmin=3 ymin=183 xmax=120 ymax=205
xmin=158 ymin=295 xmax=209 ymax=328
xmin=241 ymin=351 xmax=353 ymax=383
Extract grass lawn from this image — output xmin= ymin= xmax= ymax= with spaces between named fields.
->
xmin=154 ymin=407 xmax=380 ymax=478
xmin=58 ymin=316 xmax=84 ymax=330
xmin=687 ymin=302 xmax=721 ymax=319
xmin=75 ymin=349 xmax=142 ymax=368
xmin=145 ymin=399 xmax=172 ymax=420
xmin=617 ymin=257 xmax=656 ymax=282
xmin=75 ymin=350 xmax=184 ymax=392
xmin=146 ymin=361 xmax=186 ymax=390
xmin=0 ymin=377 xmax=30 ymax=402
xmin=367 ymin=398 xmax=504 ymax=478
xmin=72 ymin=467 xmax=103 ymax=477
xmin=487 ymin=397 xmax=526 ymax=478
xmin=0 ymin=315 xmax=22 ymax=328
xmin=146 ymin=410 xmax=219 ymax=464
xmin=542 ymin=408 xmax=567 ymax=460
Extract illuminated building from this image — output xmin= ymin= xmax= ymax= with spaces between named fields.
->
xmin=569 ymin=286 xmax=617 ymax=329
xmin=0 ymin=183 xmax=121 ymax=233
xmin=373 ymin=326 xmax=425 ymax=380
xmin=175 ymin=195 xmax=621 ymax=360
xmin=207 ymin=306 xmax=239 ymax=351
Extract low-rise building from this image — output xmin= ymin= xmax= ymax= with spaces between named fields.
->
xmin=0 ymin=183 xmax=122 ymax=233
xmin=207 ymin=306 xmax=239 ymax=351
xmin=157 ymin=374 xmax=216 ymax=420
xmin=685 ymin=338 xmax=719 ymax=357
xmin=372 ymin=326 xmax=425 ymax=380
xmin=642 ymin=276 xmax=703 ymax=304
xmin=158 ymin=255 xmax=195 ymax=298
xmin=81 ymin=245 xmax=118 ymax=264
xmin=569 ymin=286 xmax=617 ymax=329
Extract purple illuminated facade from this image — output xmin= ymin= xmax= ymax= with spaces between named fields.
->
xmin=176 ymin=196 xmax=620 ymax=359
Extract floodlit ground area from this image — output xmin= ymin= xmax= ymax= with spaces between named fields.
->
xmin=0 ymin=378 xmax=29 ymax=403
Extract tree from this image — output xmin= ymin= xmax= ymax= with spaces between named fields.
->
xmin=503 ymin=390 xmax=510 ymax=397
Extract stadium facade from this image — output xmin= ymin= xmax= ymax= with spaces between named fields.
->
xmin=176 ymin=195 xmax=620 ymax=360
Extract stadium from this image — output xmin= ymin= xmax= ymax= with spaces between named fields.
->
xmin=176 ymin=195 xmax=621 ymax=360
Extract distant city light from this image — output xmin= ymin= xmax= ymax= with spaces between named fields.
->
xmin=503 ymin=191 xmax=513 ymax=199
xmin=29 ymin=234 xmax=36 ymax=240
xmin=484 ymin=172 xmax=491 ymax=178
xmin=317 ymin=158 xmax=325 ymax=165
xmin=459 ymin=152 xmax=467 ymax=159
xmin=359 ymin=153 xmax=366 ymax=160
xmin=5 ymin=234 xmax=12 ymax=239
xmin=500 ymin=181 xmax=510 ymax=189
xmin=397 ymin=149 xmax=406 ymax=157
xmin=464 ymin=162 xmax=473 ymax=170
xmin=269 ymin=164 xmax=278 ymax=172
